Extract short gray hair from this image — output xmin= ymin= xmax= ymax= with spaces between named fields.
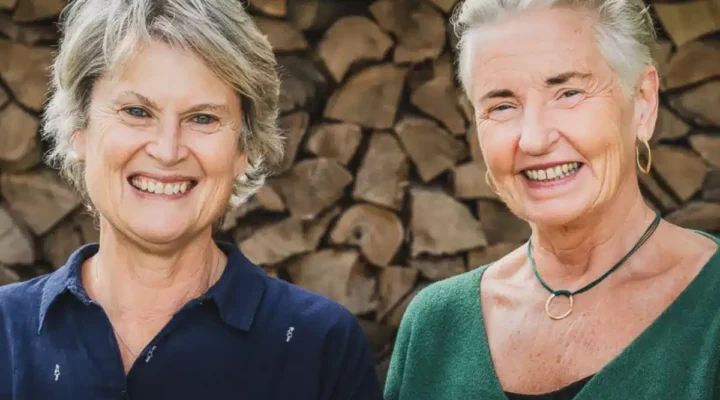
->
xmin=42 ymin=0 xmax=284 ymax=208
xmin=452 ymin=0 xmax=657 ymax=98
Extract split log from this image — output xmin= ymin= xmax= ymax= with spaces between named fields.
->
xmin=358 ymin=319 xmax=396 ymax=356
xmin=468 ymin=243 xmax=519 ymax=269
xmin=254 ymin=18 xmax=308 ymax=52
xmin=286 ymin=249 xmax=378 ymax=315
xmin=703 ymin=169 xmax=720 ymax=202
xmin=42 ymin=217 xmax=84 ymax=269
xmin=638 ymin=171 xmax=680 ymax=212
xmin=1 ymin=169 xmax=80 ymax=235
xmin=653 ymin=1 xmax=720 ymax=46
xmin=12 ymin=0 xmax=64 ymax=22
xmin=277 ymin=56 xmax=327 ymax=113
xmin=664 ymin=41 xmax=720 ymax=90
xmin=409 ymin=254 xmax=465 ymax=281
xmin=239 ymin=206 xmax=339 ymax=265
xmin=454 ymin=161 xmax=500 ymax=200
xmin=330 ymin=204 xmax=404 ymax=266
xmin=653 ymin=39 xmax=674 ymax=91
xmin=273 ymin=158 xmax=353 ymax=219
xmin=458 ymin=92 xmax=475 ymax=124
xmin=370 ymin=0 xmax=445 ymax=63
xmin=219 ymin=199 xmax=262 ymax=232
xmin=396 ymin=117 xmax=468 ymax=182
xmin=0 ymin=86 xmax=7 ymax=107
xmin=467 ymin=123 xmax=482 ymax=161
xmin=652 ymin=145 xmax=708 ymax=202
xmin=410 ymin=187 xmax=487 ymax=256
xmin=304 ymin=122 xmax=362 ymax=165
xmin=72 ymin=210 xmax=99 ymax=244
xmin=651 ymin=106 xmax=690 ymax=144
xmin=668 ymin=80 xmax=720 ymax=127
xmin=689 ymin=133 xmax=720 ymax=168
xmin=0 ymin=0 xmax=17 ymax=10
xmin=666 ymin=202 xmax=720 ymax=232
xmin=0 ymin=103 xmax=41 ymax=171
xmin=383 ymin=282 xmax=428 ymax=328
xmin=324 ymin=63 xmax=408 ymax=129
xmin=286 ymin=0 xmax=355 ymax=32
xmin=248 ymin=0 xmax=286 ymax=17
xmin=410 ymin=61 xmax=466 ymax=135
xmin=318 ymin=16 xmax=393 ymax=82
xmin=377 ymin=266 xmax=418 ymax=320
xmin=353 ymin=132 xmax=409 ymax=211
xmin=276 ymin=111 xmax=309 ymax=173
xmin=0 ymin=205 xmax=35 ymax=265
xmin=0 ymin=265 xmax=20 ymax=286
xmin=0 ymin=14 xmax=57 ymax=45
xmin=477 ymin=200 xmax=531 ymax=244
xmin=428 ymin=0 xmax=457 ymax=14
xmin=254 ymin=185 xmax=286 ymax=212
xmin=0 ymin=39 xmax=53 ymax=110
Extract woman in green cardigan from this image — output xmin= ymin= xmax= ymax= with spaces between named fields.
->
xmin=385 ymin=1 xmax=720 ymax=399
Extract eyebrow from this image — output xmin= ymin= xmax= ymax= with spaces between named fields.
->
xmin=115 ymin=91 xmax=230 ymax=114
xmin=478 ymin=71 xmax=593 ymax=103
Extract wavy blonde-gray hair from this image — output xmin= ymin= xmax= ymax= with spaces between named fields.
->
xmin=452 ymin=0 xmax=657 ymax=99
xmin=42 ymin=0 xmax=283 ymax=209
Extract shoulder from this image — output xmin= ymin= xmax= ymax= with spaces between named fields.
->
xmin=0 ymin=273 xmax=50 ymax=318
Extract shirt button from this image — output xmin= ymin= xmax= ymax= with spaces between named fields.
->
xmin=120 ymin=390 xmax=128 ymax=399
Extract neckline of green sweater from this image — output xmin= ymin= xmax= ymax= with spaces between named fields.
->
xmin=469 ymin=231 xmax=720 ymax=398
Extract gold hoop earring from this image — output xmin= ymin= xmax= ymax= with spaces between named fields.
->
xmin=636 ymin=139 xmax=652 ymax=175
xmin=485 ymin=170 xmax=498 ymax=194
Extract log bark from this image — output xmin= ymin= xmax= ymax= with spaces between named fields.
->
xmin=0 ymin=86 xmax=7 ymax=107
xmin=652 ymin=145 xmax=708 ymax=201
xmin=273 ymin=157 xmax=353 ymax=219
xmin=318 ymin=16 xmax=393 ymax=82
xmin=468 ymin=243 xmax=519 ymax=269
xmin=277 ymin=56 xmax=327 ymax=113
xmin=0 ymin=39 xmax=53 ymax=110
xmin=0 ymin=0 xmax=17 ymax=10
xmin=1 ymin=169 xmax=79 ymax=235
xmin=353 ymin=132 xmax=409 ymax=211
xmin=383 ymin=282 xmax=428 ymax=328
xmin=653 ymin=1 xmax=720 ymax=46
xmin=638 ymin=171 xmax=679 ymax=212
xmin=254 ymin=18 xmax=309 ymax=52
xmin=239 ymin=206 xmax=339 ymax=265
xmin=0 ymin=14 xmax=58 ymax=45
xmin=276 ymin=111 xmax=310 ymax=173
xmin=377 ymin=266 xmax=418 ymax=320
xmin=477 ymin=200 xmax=531 ymax=244
xmin=0 ymin=265 xmax=20 ymax=286
xmin=428 ymin=0 xmax=457 ymax=14
xmin=286 ymin=249 xmax=378 ymax=314
xmin=286 ymin=0 xmax=354 ymax=32
xmin=454 ymin=161 xmax=500 ymax=200
xmin=330 ymin=204 xmax=404 ymax=266
xmin=396 ymin=117 xmax=468 ymax=183
xmin=651 ymin=106 xmax=690 ymax=144
xmin=304 ymin=122 xmax=362 ymax=165
xmin=689 ymin=133 xmax=720 ymax=168
xmin=0 ymin=102 xmax=41 ymax=172
xmin=0 ymin=205 xmax=35 ymax=265
xmin=668 ymin=80 xmax=720 ymax=127
xmin=410 ymin=187 xmax=487 ymax=256
xmin=324 ymin=63 xmax=408 ymax=129
xmin=703 ymin=169 xmax=720 ymax=202
xmin=410 ymin=254 xmax=465 ymax=281
xmin=410 ymin=62 xmax=466 ymax=135
xmin=370 ymin=0 xmax=445 ymax=63
xmin=12 ymin=0 xmax=64 ymax=22
xmin=254 ymin=185 xmax=286 ymax=212
xmin=42 ymin=217 xmax=84 ymax=269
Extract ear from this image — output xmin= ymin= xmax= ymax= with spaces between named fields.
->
xmin=234 ymin=152 xmax=248 ymax=178
xmin=633 ymin=66 xmax=660 ymax=143
xmin=71 ymin=129 xmax=87 ymax=161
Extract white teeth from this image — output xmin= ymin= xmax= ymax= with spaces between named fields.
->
xmin=129 ymin=177 xmax=193 ymax=195
xmin=524 ymin=163 xmax=582 ymax=182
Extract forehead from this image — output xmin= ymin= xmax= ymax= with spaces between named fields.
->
xmin=468 ymin=7 xmax=608 ymax=96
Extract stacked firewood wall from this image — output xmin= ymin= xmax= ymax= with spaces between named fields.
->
xmin=1 ymin=0 xmax=719 ymax=383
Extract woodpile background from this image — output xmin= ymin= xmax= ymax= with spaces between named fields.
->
xmin=1 ymin=0 xmax=719 ymax=385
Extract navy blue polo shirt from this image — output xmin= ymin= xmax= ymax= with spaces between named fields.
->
xmin=0 ymin=241 xmax=382 ymax=399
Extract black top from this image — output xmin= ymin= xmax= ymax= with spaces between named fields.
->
xmin=505 ymin=376 xmax=594 ymax=400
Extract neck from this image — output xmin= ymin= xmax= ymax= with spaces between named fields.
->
xmin=530 ymin=179 xmax=657 ymax=282
xmin=84 ymin=221 xmax=226 ymax=321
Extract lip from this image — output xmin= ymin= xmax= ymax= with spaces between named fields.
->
xmin=127 ymin=172 xmax=199 ymax=183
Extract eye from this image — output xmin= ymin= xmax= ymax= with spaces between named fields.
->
xmin=123 ymin=106 xmax=149 ymax=118
xmin=191 ymin=114 xmax=218 ymax=125
xmin=562 ymin=90 xmax=581 ymax=98
xmin=485 ymin=104 xmax=519 ymax=122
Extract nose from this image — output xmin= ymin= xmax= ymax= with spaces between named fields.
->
xmin=145 ymin=119 xmax=189 ymax=165
xmin=517 ymin=106 xmax=560 ymax=156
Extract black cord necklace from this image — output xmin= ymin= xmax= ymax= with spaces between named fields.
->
xmin=527 ymin=212 xmax=662 ymax=320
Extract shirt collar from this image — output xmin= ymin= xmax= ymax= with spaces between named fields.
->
xmin=38 ymin=241 xmax=267 ymax=333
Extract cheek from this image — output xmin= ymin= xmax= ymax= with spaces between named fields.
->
xmin=190 ymin=133 xmax=240 ymax=179
xmin=555 ymin=101 xmax=627 ymax=160
xmin=478 ymin=122 xmax=519 ymax=173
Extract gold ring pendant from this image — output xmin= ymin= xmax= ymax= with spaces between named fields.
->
xmin=545 ymin=292 xmax=574 ymax=320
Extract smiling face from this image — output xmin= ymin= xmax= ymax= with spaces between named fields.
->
xmin=468 ymin=7 xmax=658 ymax=227
xmin=73 ymin=39 xmax=247 ymax=247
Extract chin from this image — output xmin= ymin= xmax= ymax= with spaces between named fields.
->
xmin=125 ymin=218 xmax=196 ymax=246
xmin=520 ymin=200 xmax=592 ymax=228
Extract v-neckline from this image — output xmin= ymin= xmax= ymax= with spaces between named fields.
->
xmin=472 ymin=231 xmax=720 ymax=399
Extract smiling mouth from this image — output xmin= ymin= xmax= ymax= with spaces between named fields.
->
xmin=523 ymin=162 xmax=583 ymax=182
xmin=128 ymin=175 xmax=198 ymax=196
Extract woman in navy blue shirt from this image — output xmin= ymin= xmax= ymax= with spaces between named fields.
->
xmin=0 ymin=0 xmax=381 ymax=399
